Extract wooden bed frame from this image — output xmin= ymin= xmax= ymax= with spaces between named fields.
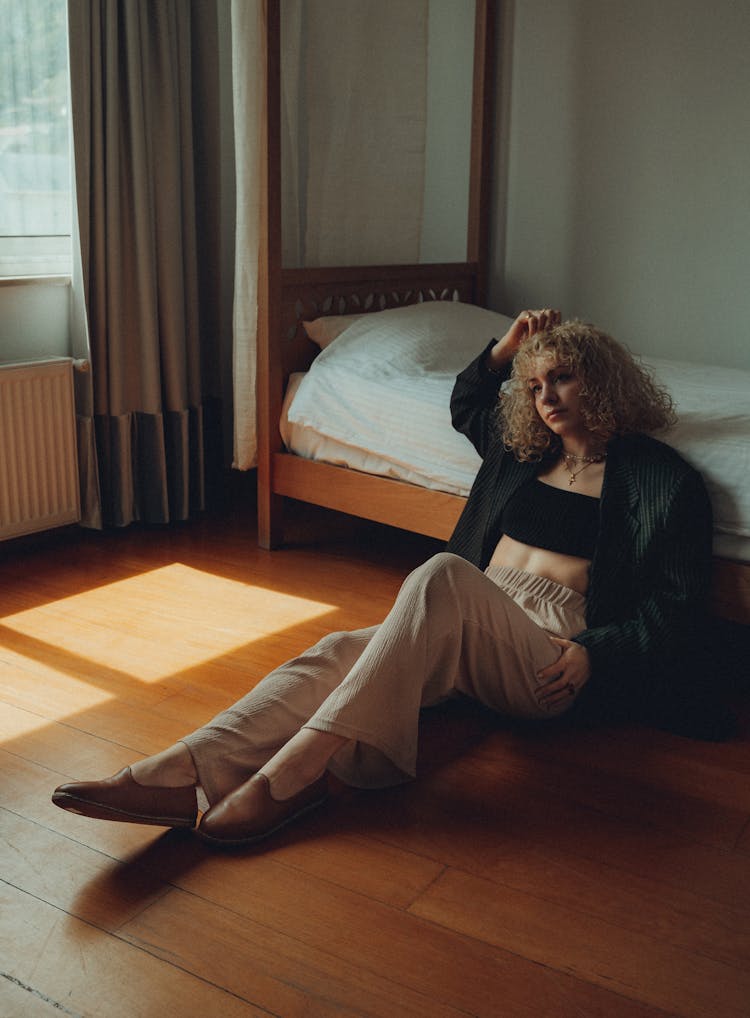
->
xmin=270 ymin=262 xmax=479 ymax=536
xmin=256 ymin=0 xmax=749 ymax=625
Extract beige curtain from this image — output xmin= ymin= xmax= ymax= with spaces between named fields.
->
xmin=67 ymin=0 xmax=221 ymax=526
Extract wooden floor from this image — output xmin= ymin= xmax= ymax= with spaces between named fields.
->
xmin=1 ymin=488 xmax=749 ymax=1018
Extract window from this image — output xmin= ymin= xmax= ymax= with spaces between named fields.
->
xmin=0 ymin=0 xmax=71 ymax=277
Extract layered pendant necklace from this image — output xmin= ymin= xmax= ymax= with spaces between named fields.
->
xmin=562 ymin=450 xmax=606 ymax=486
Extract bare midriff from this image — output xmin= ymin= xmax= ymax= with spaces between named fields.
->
xmin=489 ymin=533 xmax=591 ymax=596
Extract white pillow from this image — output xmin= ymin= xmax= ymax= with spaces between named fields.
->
xmin=302 ymin=314 xmax=363 ymax=349
xmin=308 ymin=300 xmax=515 ymax=375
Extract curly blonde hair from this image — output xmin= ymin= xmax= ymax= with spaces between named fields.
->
xmin=501 ymin=320 xmax=676 ymax=462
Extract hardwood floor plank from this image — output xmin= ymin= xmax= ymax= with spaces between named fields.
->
xmin=0 ymin=691 xmax=209 ymax=760
xmin=268 ymin=809 xmax=446 ymax=910
xmin=737 ymin=819 xmax=750 ymax=854
xmin=465 ymin=734 xmax=748 ymax=850
xmin=479 ymin=838 xmax=750 ymax=971
xmin=134 ymin=844 xmax=671 ymax=1017
xmin=120 ymin=887 xmax=465 ymax=1018
xmin=572 ymin=720 xmax=750 ymax=778
xmin=503 ymin=725 xmax=750 ymax=814
xmin=0 ymin=975 xmax=79 ymax=1018
xmin=0 ymin=881 xmax=269 ymax=1017
xmin=0 ymin=701 xmax=137 ymax=779
xmin=0 ymin=622 xmax=177 ymax=708
xmin=0 ymin=808 xmax=169 ymax=930
xmin=410 ymin=867 xmax=750 ymax=1018
xmin=334 ymin=760 xmax=750 ymax=913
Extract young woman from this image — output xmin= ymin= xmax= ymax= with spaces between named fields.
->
xmin=52 ymin=310 xmax=715 ymax=845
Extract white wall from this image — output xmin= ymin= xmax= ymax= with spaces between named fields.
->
xmin=0 ymin=281 xmax=70 ymax=364
xmin=490 ymin=0 xmax=750 ymax=369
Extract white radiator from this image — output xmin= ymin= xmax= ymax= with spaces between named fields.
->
xmin=0 ymin=358 xmax=80 ymax=540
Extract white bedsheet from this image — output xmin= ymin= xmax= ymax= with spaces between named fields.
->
xmin=643 ymin=357 xmax=750 ymax=559
xmin=281 ymin=303 xmax=750 ymax=561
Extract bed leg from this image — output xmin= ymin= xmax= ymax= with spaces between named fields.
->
xmin=258 ymin=490 xmax=284 ymax=549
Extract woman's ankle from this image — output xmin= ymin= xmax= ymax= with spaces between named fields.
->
xmin=260 ymin=729 xmax=345 ymax=801
xmin=260 ymin=761 xmax=325 ymax=802
xmin=130 ymin=743 xmax=198 ymax=787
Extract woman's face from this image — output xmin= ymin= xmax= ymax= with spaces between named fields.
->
xmin=527 ymin=357 xmax=588 ymax=438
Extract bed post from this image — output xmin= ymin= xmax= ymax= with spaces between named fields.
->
xmin=257 ymin=0 xmax=284 ymax=549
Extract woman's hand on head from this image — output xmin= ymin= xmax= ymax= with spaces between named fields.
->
xmin=535 ymin=636 xmax=590 ymax=711
xmin=489 ymin=308 xmax=561 ymax=370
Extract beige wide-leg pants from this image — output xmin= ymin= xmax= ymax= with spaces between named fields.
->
xmin=182 ymin=553 xmax=586 ymax=804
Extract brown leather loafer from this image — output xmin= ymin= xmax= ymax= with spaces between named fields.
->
xmin=52 ymin=767 xmax=198 ymax=828
xmin=197 ymin=773 xmax=328 ymax=846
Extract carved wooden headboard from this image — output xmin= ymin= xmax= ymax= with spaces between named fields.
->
xmin=279 ymin=263 xmax=480 ymax=382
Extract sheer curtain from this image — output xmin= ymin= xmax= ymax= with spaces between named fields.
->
xmin=67 ymin=0 xmax=222 ymax=526
xmin=230 ymin=0 xmax=264 ymax=471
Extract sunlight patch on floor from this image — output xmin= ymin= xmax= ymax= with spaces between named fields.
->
xmin=0 ymin=699 xmax=68 ymax=740
xmin=0 ymin=563 xmax=337 ymax=686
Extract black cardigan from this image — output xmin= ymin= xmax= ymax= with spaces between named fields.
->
xmin=446 ymin=342 xmax=720 ymax=732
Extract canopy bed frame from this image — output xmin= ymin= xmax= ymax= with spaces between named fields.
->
xmin=256 ymin=0 xmax=749 ymax=625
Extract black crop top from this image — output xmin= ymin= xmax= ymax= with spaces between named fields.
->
xmin=501 ymin=479 xmax=600 ymax=560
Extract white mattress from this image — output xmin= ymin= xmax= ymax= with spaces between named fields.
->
xmin=280 ymin=302 xmax=750 ymax=561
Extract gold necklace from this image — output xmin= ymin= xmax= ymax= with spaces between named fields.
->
xmin=562 ymin=451 xmax=606 ymax=486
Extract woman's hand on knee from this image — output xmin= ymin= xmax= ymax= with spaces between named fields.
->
xmin=536 ymin=637 xmax=591 ymax=710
